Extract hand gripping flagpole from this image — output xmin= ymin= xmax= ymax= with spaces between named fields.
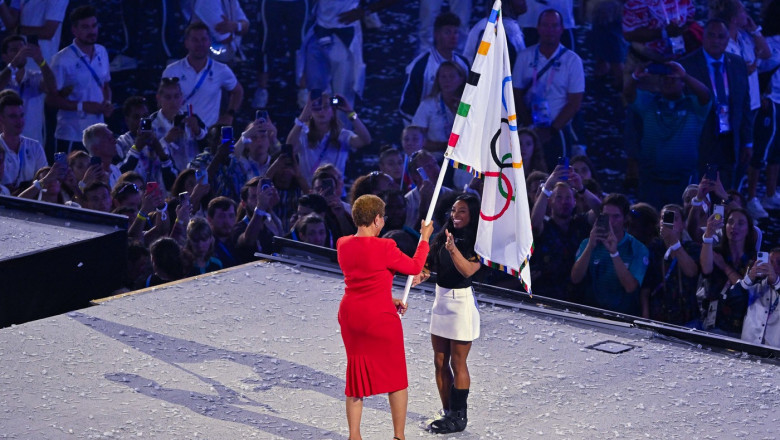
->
xmin=399 ymin=155 xmax=451 ymax=311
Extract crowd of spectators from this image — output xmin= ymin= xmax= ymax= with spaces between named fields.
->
xmin=2 ymin=1 xmax=780 ymax=348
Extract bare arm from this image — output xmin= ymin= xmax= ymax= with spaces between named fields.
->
xmin=20 ymin=19 xmax=61 ymax=40
xmin=443 ymin=230 xmax=481 ymax=278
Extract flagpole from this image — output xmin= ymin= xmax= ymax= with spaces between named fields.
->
xmin=400 ymin=155 xmax=451 ymax=309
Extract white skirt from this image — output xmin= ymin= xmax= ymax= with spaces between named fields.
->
xmin=430 ymin=285 xmax=480 ymax=342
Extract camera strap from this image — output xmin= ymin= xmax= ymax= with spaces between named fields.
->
xmin=184 ymin=59 xmax=213 ymax=104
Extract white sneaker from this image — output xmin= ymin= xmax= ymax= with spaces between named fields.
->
xmin=747 ymin=197 xmax=769 ymax=219
xmin=762 ymin=193 xmax=780 ymax=210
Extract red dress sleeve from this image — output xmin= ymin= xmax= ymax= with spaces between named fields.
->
xmin=386 ymin=239 xmax=430 ymax=275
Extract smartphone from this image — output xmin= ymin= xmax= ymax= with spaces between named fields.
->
xmin=174 ymin=114 xmax=186 ymax=128
xmin=416 ymin=167 xmax=429 ymax=181
xmin=27 ymin=35 xmax=38 ymax=46
xmin=54 ymin=152 xmax=67 ymax=164
xmin=757 ymin=251 xmax=769 ymax=265
xmin=255 ymin=109 xmax=268 ymax=122
xmin=140 ymin=118 xmax=152 ymax=132
xmin=596 ymin=213 xmax=609 ymax=233
xmin=195 ymin=168 xmax=208 ymax=185
xmin=89 ymin=156 xmax=102 ymax=167
xmin=663 ymin=210 xmax=675 ymax=226
xmin=259 ymin=178 xmax=273 ymax=191
xmin=558 ymin=156 xmax=569 ymax=181
xmin=331 ymin=96 xmax=342 ymax=107
xmin=319 ymin=177 xmax=335 ymax=196
xmin=646 ymin=63 xmax=672 ymax=75
xmin=146 ymin=181 xmax=159 ymax=195
xmin=713 ymin=204 xmax=725 ymax=220
xmin=221 ymin=126 xmax=234 ymax=152
xmin=179 ymin=191 xmax=190 ymax=205
xmin=705 ymin=163 xmax=718 ymax=181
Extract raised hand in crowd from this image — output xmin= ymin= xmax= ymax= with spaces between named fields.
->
xmin=81 ymin=160 xmax=107 ymax=186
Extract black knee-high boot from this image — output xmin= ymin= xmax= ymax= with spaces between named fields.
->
xmin=431 ymin=385 xmax=469 ymax=433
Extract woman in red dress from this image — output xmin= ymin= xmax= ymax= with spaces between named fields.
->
xmin=337 ymin=194 xmax=433 ymax=440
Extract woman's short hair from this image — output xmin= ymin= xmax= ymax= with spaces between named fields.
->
xmin=352 ymin=194 xmax=385 ymax=227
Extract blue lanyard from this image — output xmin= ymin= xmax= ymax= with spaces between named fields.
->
xmin=69 ymin=45 xmax=103 ymax=88
xmin=184 ymin=59 xmax=213 ymax=104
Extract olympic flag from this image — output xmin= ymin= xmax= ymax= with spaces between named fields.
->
xmin=444 ymin=0 xmax=534 ymax=293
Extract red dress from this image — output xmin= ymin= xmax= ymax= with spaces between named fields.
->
xmin=337 ymin=235 xmax=430 ymax=398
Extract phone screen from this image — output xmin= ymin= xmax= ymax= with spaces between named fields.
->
xmin=596 ymin=214 xmax=609 ymax=232
xmin=757 ymin=252 xmax=769 ymax=265
xmin=713 ymin=204 xmax=725 ymax=220
xmin=663 ymin=211 xmax=675 ymax=225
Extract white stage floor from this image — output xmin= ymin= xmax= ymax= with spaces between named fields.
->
xmin=2 ymin=260 xmax=779 ymax=439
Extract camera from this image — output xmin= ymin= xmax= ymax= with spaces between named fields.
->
xmin=255 ymin=109 xmax=268 ymax=122
xmin=221 ymin=126 xmax=234 ymax=152
xmin=140 ymin=118 xmax=152 ymax=132
xmin=331 ymin=96 xmax=342 ymax=107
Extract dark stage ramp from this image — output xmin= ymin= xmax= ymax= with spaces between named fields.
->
xmin=0 ymin=195 xmax=127 ymax=327
xmin=1 ymin=256 xmax=780 ymax=439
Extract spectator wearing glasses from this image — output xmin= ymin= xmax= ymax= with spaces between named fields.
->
xmin=111 ymin=181 xmax=142 ymax=213
xmin=162 ymin=22 xmax=243 ymax=128
xmin=150 ymin=77 xmax=207 ymax=171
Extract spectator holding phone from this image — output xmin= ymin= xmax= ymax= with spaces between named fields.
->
xmin=286 ymin=90 xmax=371 ymax=186
xmin=571 ymin=193 xmax=650 ymax=315
xmin=17 ymin=163 xmax=66 ymax=202
xmin=82 ymin=123 xmax=124 ymax=190
xmin=233 ymin=176 xmax=282 ymax=261
xmin=311 ymin=167 xmax=356 ymax=240
xmin=739 ymin=248 xmax=780 ymax=347
xmin=0 ymin=35 xmax=58 ymax=145
xmin=235 ymin=118 xmax=274 ymax=180
xmin=700 ymin=207 xmax=757 ymax=337
xmin=624 ymin=60 xmax=711 ymax=210
xmin=640 ymin=204 xmax=701 ymax=326
xmin=150 ymin=77 xmax=207 ymax=171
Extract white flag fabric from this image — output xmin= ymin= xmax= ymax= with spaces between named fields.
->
xmin=444 ymin=0 xmax=534 ymax=293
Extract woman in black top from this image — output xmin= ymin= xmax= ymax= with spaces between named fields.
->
xmin=416 ymin=194 xmax=481 ymax=434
